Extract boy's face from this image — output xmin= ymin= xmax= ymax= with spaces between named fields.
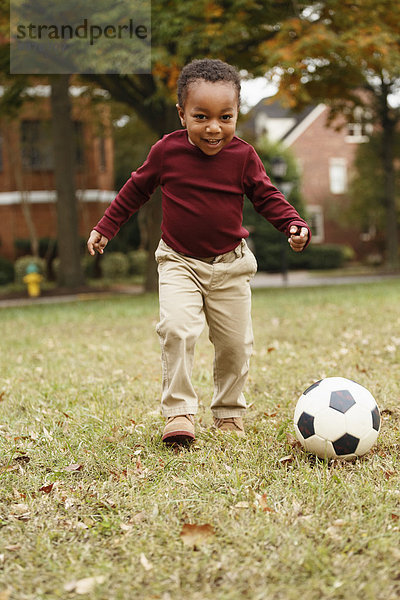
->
xmin=176 ymin=80 xmax=239 ymax=156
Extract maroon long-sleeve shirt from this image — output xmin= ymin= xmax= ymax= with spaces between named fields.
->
xmin=94 ymin=129 xmax=310 ymax=257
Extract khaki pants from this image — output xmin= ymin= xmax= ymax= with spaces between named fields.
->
xmin=155 ymin=239 xmax=258 ymax=418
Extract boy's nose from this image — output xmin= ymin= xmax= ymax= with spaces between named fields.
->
xmin=206 ymin=120 xmax=221 ymax=133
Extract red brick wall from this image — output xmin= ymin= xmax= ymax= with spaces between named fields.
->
xmin=0 ymin=93 xmax=115 ymax=261
xmin=289 ymin=107 xmax=379 ymax=259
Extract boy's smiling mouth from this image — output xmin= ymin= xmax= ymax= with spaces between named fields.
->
xmin=204 ymin=138 xmax=222 ymax=145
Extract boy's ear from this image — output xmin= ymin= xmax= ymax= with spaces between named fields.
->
xmin=176 ymin=104 xmax=185 ymax=127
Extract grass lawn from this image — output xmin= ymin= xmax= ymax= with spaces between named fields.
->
xmin=1 ymin=280 xmax=400 ymax=600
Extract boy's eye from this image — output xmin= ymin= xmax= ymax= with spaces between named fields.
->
xmin=194 ymin=114 xmax=206 ymax=120
xmin=221 ymin=115 xmax=233 ymax=121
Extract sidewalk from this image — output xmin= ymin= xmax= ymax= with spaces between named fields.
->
xmin=0 ymin=271 xmax=399 ymax=309
xmin=251 ymin=270 xmax=400 ymax=288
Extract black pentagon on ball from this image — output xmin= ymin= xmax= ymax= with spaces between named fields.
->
xmin=329 ymin=390 xmax=356 ymax=413
xmin=332 ymin=433 xmax=360 ymax=456
xmin=297 ymin=412 xmax=315 ymax=439
xmin=303 ymin=380 xmax=322 ymax=395
xmin=371 ymin=406 xmax=380 ymax=431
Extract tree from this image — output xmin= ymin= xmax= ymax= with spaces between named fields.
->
xmin=50 ymin=75 xmax=84 ymax=287
xmin=349 ymin=130 xmax=400 ymax=251
xmin=86 ymin=0 xmax=299 ymax=289
xmin=261 ymin=0 xmax=400 ymax=268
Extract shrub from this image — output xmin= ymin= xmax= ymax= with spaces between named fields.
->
xmin=0 ymin=257 xmax=14 ymax=286
xmin=127 ymin=249 xmax=148 ymax=275
xmin=253 ymin=242 xmax=349 ymax=272
xmin=101 ymin=252 xmax=130 ymax=279
xmin=14 ymin=256 xmax=45 ymax=284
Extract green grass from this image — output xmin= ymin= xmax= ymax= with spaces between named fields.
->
xmin=1 ymin=281 xmax=400 ymax=600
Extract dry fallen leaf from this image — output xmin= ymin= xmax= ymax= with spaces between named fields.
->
xmin=279 ymin=454 xmax=294 ymax=464
xmin=64 ymin=463 xmax=84 ymax=472
xmin=286 ymin=433 xmax=302 ymax=449
xmin=0 ymin=589 xmax=11 ymax=600
xmin=234 ymin=501 xmax=250 ymax=509
xmin=140 ymin=553 xmax=153 ymax=571
xmin=0 ymin=465 xmax=18 ymax=474
xmin=64 ymin=576 xmax=105 ymax=594
xmin=259 ymin=493 xmax=275 ymax=513
xmin=39 ymin=483 xmax=54 ymax=494
xmin=180 ymin=523 xmax=215 ymax=548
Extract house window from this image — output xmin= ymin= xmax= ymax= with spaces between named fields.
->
xmin=346 ymin=107 xmax=373 ymax=143
xmin=307 ymin=205 xmax=324 ymax=243
xmin=329 ymin=158 xmax=348 ymax=194
xmin=21 ymin=120 xmax=54 ymax=171
xmin=21 ymin=120 xmax=85 ymax=171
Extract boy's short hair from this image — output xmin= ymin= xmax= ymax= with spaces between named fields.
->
xmin=177 ymin=58 xmax=241 ymax=108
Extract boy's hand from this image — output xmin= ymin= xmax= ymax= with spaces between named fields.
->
xmin=87 ymin=230 xmax=108 ymax=255
xmin=288 ymin=226 xmax=309 ymax=252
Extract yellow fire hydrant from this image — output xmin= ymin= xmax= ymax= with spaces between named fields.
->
xmin=23 ymin=263 xmax=43 ymax=297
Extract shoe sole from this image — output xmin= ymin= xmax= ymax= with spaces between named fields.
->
xmin=162 ymin=431 xmax=195 ymax=446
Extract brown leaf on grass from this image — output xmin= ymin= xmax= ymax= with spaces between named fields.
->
xmin=64 ymin=463 xmax=83 ymax=472
xmin=279 ymin=454 xmax=294 ymax=464
xmin=0 ymin=589 xmax=11 ymax=600
xmin=286 ymin=433 xmax=302 ymax=449
xmin=14 ymin=455 xmax=30 ymax=464
xmin=64 ymin=576 xmax=105 ymax=594
xmin=391 ymin=513 xmax=399 ymax=521
xmin=0 ymin=464 xmax=18 ymax=474
xmin=259 ymin=493 xmax=275 ymax=513
xmin=180 ymin=523 xmax=215 ymax=548
xmin=264 ymin=411 xmax=278 ymax=418
xmin=9 ymin=503 xmax=31 ymax=521
xmin=267 ymin=347 xmax=276 ymax=353
xmin=140 ymin=553 xmax=153 ymax=571
xmin=0 ymin=391 xmax=6 ymax=402
xmin=39 ymin=483 xmax=54 ymax=494
xmin=5 ymin=545 xmax=21 ymax=552
xmin=234 ymin=501 xmax=250 ymax=509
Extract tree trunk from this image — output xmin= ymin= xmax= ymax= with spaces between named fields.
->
xmin=381 ymin=126 xmax=399 ymax=270
xmin=50 ymin=75 xmax=84 ymax=287
xmin=379 ymin=85 xmax=399 ymax=270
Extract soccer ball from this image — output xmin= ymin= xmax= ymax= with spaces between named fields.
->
xmin=294 ymin=377 xmax=380 ymax=460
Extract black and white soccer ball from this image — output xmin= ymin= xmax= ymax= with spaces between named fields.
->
xmin=294 ymin=377 xmax=380 ymax=460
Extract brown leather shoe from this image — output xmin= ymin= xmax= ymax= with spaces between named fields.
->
xmin=213 ymin=416 xmax=245 ymax=437
xmin=162 ymin=414 xmax=195 ymax=445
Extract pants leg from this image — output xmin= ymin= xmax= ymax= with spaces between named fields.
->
xmin=205 ymin=241 xmax=257 ymax=418
xmin=155 ymin=241 xmax=206 ymax=417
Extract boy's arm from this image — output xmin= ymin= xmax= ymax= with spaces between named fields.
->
xmin=92 ymin=138 xmax=164 ymax=242
xmin=244 ymin=147 xmax=311 ymax=250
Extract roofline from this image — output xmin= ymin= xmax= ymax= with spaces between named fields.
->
xmin=282 ymin=104 xmax=327 ymax=147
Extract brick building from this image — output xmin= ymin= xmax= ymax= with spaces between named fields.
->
xmin=241 ymin=98 xmax=379 ymax=260
xmin=0 ymin=87 xmax=115 ymax=260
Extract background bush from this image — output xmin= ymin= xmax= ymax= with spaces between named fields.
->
xmin=14 ymin=256 xmax=46 ymax=284
xmin=0 ymin=257 xmax=14 ymax=285
xmin=127 ymin=249 xmax=148 ymax=275
xmin=252 ymin=240 xmax=349 ymax=272
xmin=101 ymin=252 xmax=130 ymax=279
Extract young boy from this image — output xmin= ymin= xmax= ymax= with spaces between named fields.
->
xmin=87 ymin=58 xmax=310 ymax=445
